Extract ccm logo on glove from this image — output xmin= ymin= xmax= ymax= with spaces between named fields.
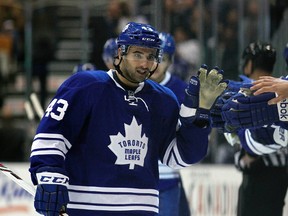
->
xmin=36 ymin=172 xmax=69 ymax=185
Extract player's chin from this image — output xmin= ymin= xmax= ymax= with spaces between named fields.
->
xmin=135 ymin=72 xmax=149 ymax=82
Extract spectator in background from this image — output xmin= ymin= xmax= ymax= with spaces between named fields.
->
xmin=31 ymin=6 xmax=57 ymax=109
xmin=0 ymin=101 xmax=27 ymax=162
xmin=32 ymin=36 xmax=53 ymax=109
xmin=115 ymin=0 xmax=148 ymax=34
xmin=172 ymin=26 xmax=200 ymax=81
xmin=242 ymin=0 xmax=258 ymax=47
xmin=220 ymin=6 xmax=239 ymax=81
xmin=0 ymin=0 xmax=25 ymax=69
xmin=89 ymin=0 xmax=147 ymax=70
xmin=0 ymin=20 xmax=14 ymax=90
xmin=164 ymin=0 xmax=196 ymax=34
xmin=206 ymin=2 xmax=239 ymax=81
xmin=269 ymin=0 xmax=288 ymax=38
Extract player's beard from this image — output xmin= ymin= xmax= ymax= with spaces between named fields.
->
xmin=121 ymin=58 xmax=150 ymax=84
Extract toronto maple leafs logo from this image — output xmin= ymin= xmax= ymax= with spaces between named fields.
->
xmin=108 ymin=117 xmax=148 ymax=169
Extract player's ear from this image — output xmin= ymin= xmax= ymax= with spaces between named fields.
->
xmin=117 ymin=47 xmax=122 ymax=57
xmin=243 ymin=60 xmax=252 ymax=76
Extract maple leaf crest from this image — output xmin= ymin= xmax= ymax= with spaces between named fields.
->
xmin=108 ymin=116 xmax=148 ymax=169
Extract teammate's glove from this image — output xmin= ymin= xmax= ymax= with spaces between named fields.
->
xmin=237 ymin=125 xmax=288 ymax=156
xmin=34 ymin=167 xmax=69 ymax=216
xmin=210 ymin=75 xmax=251 ymax=132
xmin=210 ymin=90 xmax=237 ymax=132
xmin=180 ymin=64 xmax=227 ymax=127
xmin=227 ymin=75 xmax=253 ymax=92
xmin=222 ymin=87 xmax=288 ymax=129
xmin=249 ymin=126 xmax=288 ymax=147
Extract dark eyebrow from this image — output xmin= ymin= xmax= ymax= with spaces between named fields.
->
xmin=130 ymin=48 xmax=156 ymax=55
xmin=131 ymin=50 xmax=143 ymax=54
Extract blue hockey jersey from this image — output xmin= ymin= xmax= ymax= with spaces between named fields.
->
xmin=30 ymin=70 xmax=209 ymax=216
xmin=157 ymin=72 xmax=188 ymax=190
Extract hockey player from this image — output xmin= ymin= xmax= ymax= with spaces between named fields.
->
xmin=149 ymin=32 xmax=190 ymax=216
xmin=220 ymin=43 xmax=288 ymax=129
xmin=250 ymin=43 xmax=288 ymax=104
xmin=102 ymin=38 xmax=118 ymax=69
xmin=29 ymin=22 xmax=226 ymax=216
xmin=101 ymin=34 xmax=190 ymax=216
xmin=211 ymin=41 xmax=288 ymax=216
xmin=72 ymin=63 xmax=96 ymax=74
xmin=251 ymin=75 xmax=288 ymax=104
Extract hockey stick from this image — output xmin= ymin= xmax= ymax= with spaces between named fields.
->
xmin=0 ymin=163 xmax=68 ymax=216
xmin=24 ymin=92 xmax=44 ymax=121
xmin=24 ymin=99 xmax=35 ymax=121
xmin=0 ymin=163 xmax=35 ymax=195
xmin=30 ymin=92 xmax=44 ymax=119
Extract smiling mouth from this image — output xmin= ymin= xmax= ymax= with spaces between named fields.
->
xmin=137 ymin=69 xmax=149 ymax=75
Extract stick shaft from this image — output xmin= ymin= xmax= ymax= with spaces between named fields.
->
xmin=0 ymin=163 xmax=35 ymax=195
xmin=30 ymin=93 xmax=44 ymax=119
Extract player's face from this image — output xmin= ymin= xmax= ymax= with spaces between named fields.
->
xmin=150 ymin=53 xmax=171 ymax=83
xmin=120 ymin=46 xmax=158 ymax=85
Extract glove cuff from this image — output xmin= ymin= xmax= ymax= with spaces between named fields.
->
xmin=277 ymin=98 xmax=288 ymax=121
xmin=194 ymin=108 xmax=211 ymax=128
xmin=36 ymin=167 xmax=69 ymax=186
xmin=183 ymin=88 xmax=199 ymax=108
xmin=179 ymin=104 xmax=197 ymax=118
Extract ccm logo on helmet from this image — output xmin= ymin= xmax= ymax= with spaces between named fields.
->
xmin=39 ymin=176 xmax=69 ymax=184
xmin=142 ymin=38 xmax=155 ymax=42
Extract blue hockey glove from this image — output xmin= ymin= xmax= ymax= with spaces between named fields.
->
xmin=238 ymin=75 xmax=253 ymax=83
xmin=249 ymin=126 xmax=286 ymax=146
xmin=211 ymin=75 xmax=252 ymax=132
xmin=34 ymin=167 xmax=69 ymax=216
xmin=180 ymin=64 xmax=227 ymax=127
xmin=210 ymin=90 xmax=237 ymax=132
xmin=238 ymin=125 xmax=288 ymax=156
xmin=227 ymin=75 xmax=253 ymax=92
xmin=222 ymin=87 xmax=288 ymax=129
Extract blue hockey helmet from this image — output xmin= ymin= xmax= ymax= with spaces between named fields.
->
xmin=159 ymin=32 xmax=175 ymax=57
xmin=284 ymin=43 xmax=288 ymax=67
xmin=242 ymin=41 xmax=276 ymax=72
xmin=72 ymin=63 xmax=96 ymax=73
xmin=102 ymin=38 xmax=118 ymax=64
xmin=117 ymin=22 xmax=162 ymax=62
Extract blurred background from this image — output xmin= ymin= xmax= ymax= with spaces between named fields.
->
xmin=1 ymin=1 xmax=288 ymax=215
xmin=0 ymin=0 xmax=288 ymax=163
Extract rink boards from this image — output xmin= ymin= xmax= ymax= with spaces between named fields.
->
xmin=0 ymin=163 xmax=287 ymax=216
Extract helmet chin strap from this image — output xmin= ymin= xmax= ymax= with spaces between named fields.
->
xmin=148 ymin=64 xmax=158 ymax=77
xmin=113 ymin=56 xmax=158 ymax=84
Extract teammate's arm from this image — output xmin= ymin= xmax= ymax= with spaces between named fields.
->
xmin=251 ymin=76 xmax=288 ymax=104
xmin=237 ymin=125 xmax=288 ymax=155
xmin=221 ymin=88 xmax=288 ymax=130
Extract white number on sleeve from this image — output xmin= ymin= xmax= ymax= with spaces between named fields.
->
xmin=45 ymin=99 xmax=69 ymax=121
